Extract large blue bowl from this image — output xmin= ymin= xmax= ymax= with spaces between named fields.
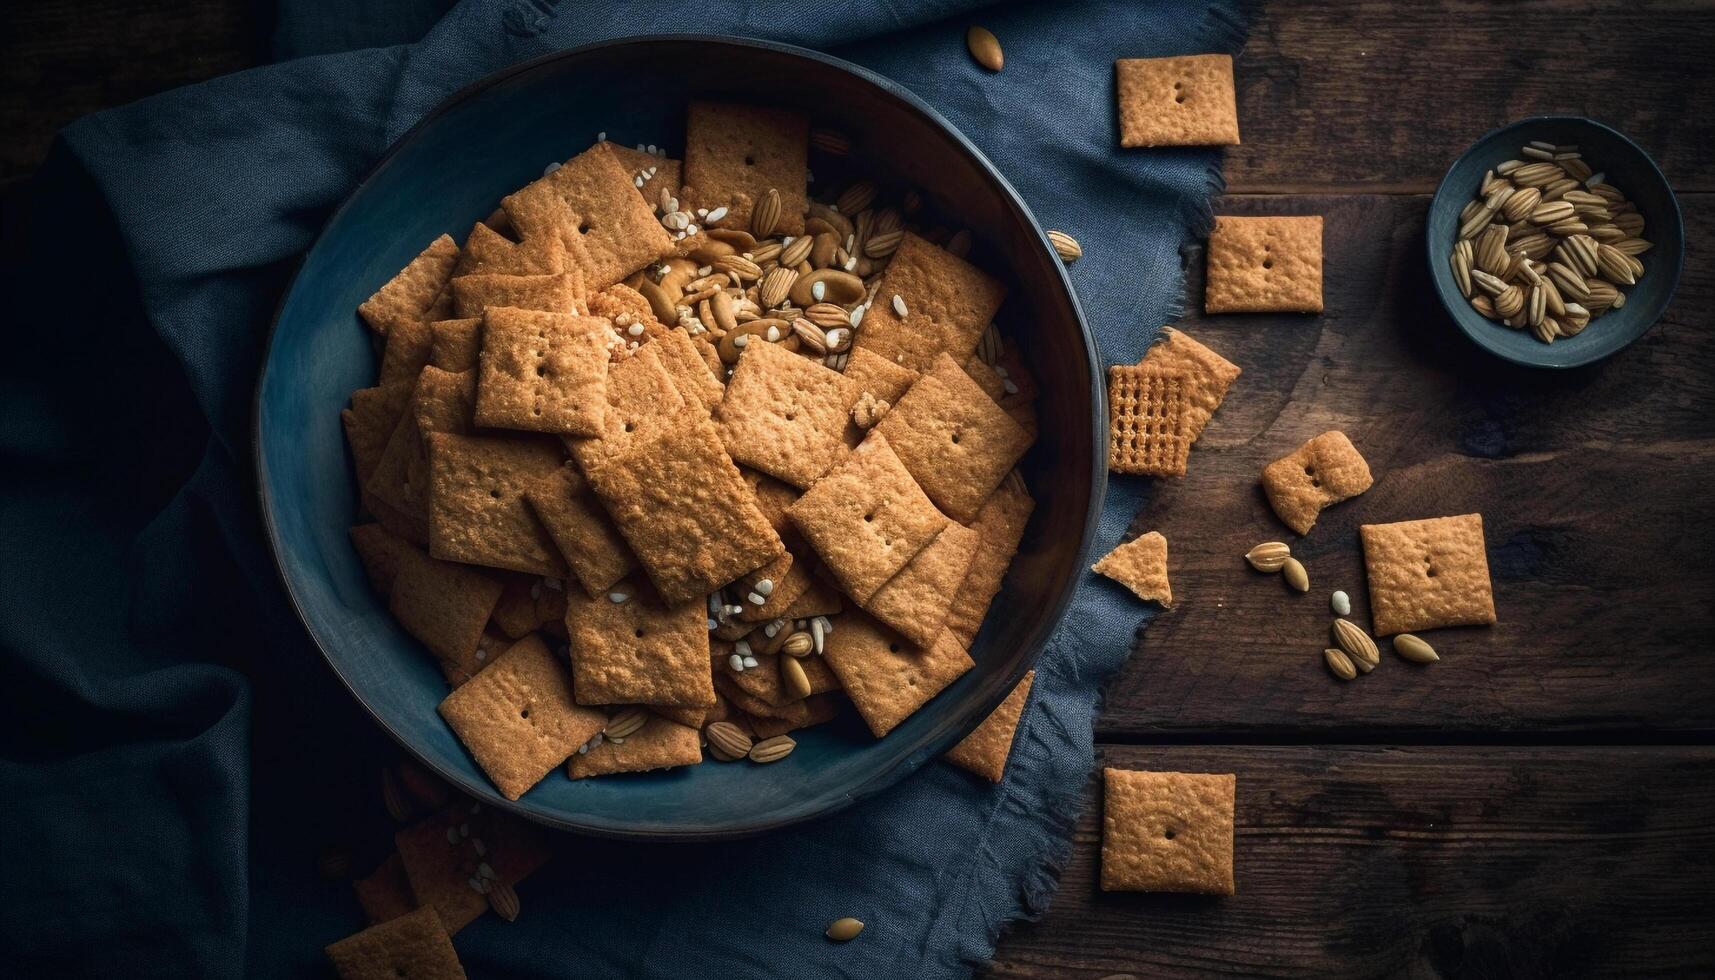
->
xmin=254 ymin=37 xmax=1102 ymax=839
xmin=1428 ymin=116 xmax=1684 ymax=369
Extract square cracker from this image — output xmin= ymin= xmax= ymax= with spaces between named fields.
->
xmin=1360 ymin=514 xmax=1496 ymax=636
xmin=600 ymin=141 xmax=682 ymax=208
xmin=863 ymin=522 xmax=981 ymax=648
xmin=388 ymin=548 xmax=504 ymax=664
xmin=564 ymin=583 xmax=715 ymax=707
xmin=787 ymin=433 xmax=950 ymax=604
xmin=1092 ymin=530 xmax=1172 ymax=606
xmin=475 ymin=307 xmax=610 ymax=436
xmin=822 ymin=614 xmax=974 ymax=738
xmin=874 ymin=352 xmax=1033 ymax=522
xmin=717 ymin=339 xmax=859 ymax=488
xmin=1204 ymin=215 xmax=1324 ymax=313
xmin=852 ymin=233 xmax=1006 ymax=373
xmin=324 ymin=906 xmax=465 ymax=980
xmin=583 ymin=419 xmax=782 ymax=607
xmin=1262 ymin=430 xmax=1373 ymax=534
xmin=439 ymin=634 xmax=607 ymax=800
xmin=1108 ymin=364 xmax=1193 ymax=477
xmin=455 ymin=220 xmax=565 ymax=278
xmin=394 ymin=803 xmax=549 ymax=934
xmin=451 ymin=271 xmax=582 ymax=319
xmin=376 ymin=316 xmax=436 ymax=393
xmin=1101 ymin=769 xmax=1236 ymax=894
xmin=359 ymin=234 xmax=460 ymax=335
xmin=682 ymin=102 xmax=809 ymax=236
xmin=944 ymin=483 xmax=1035 ymax=647
xmin=1139 ymin=327 xmax=1240 ymax=445
xmin=502 ymin=142 xmax=672 ymax=288
xmin=945 ymin=669 xmax=1034 ymax=782
xmin=429 ymin=318 xmax=482 ymax=373
xmin=343 ymin=386 xmax=401 ymax=485
xmin=426 ymin=432 xmax=569 ymax=577
xmin=567 ymin=342 xmax=688 ymax=474
xmin=524 ymin=465 xmax=637 ymax=597
xmin=842 ymin=345 xmax=920 ymax=407
xmin=568 ymin=713 xmax=702 ymax=778
xmin=1115 ymin=54 xmax=1240 ymax=148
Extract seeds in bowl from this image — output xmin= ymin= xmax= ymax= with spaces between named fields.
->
xmin=1449 ymin=141 xmax=1651 ymax=343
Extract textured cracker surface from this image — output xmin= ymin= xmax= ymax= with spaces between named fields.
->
xmin=717 ymin=340 xmax=859 ymax=488
xmin=349 ymin=523 xmax=412 ymax=597
xmin=426 ymin=432 xmax=568 ymax=577
xmin=429 ymin=318 xmax=482 ymax=373
xmin=450 ymin=271 xmax=580 ymax=318
xmin=503 ymin=142 xmax=672 ymax=288
xmin=600 ymin=141 xmax=681 ymax=207
xmin=787 ymin=433 xmax=949 ymax=604
xmin=376 ymin=316 xmax=435 ymax=393
xmin=1101 ymin=768 xmax=1236 ymax=893
xmin=649 ymin=327 xmax=724 ymax=414
xmin=682 ymin=102 xmax=809 ymax=236
xmin=1115 ymin=54 xmax=1240 ymax=148
xmin=359 ymin=234 xmax=460 ymax=335
xmin=863 ymin=522 xmax=981 ymax=648
xmin=1205 ymin=214 xmax=1324 ymax=313
xmin=367 ymin=366 xmax=475 ymax=523
xmin=851 ymin=233 xmax=1006 ymax=373
xmin=567 ymin=343 xmax=688 ymax=474
xmin=875 ymin=353 xmax=1032 ymax=523
xmin=1360 ymin=513 xmax=1497 ymax=635
xmin=324 ymin=906 xmax=466 ymax=980
xmin=1262 ymin=430 xmax=1373 ymax=534
xmin=438 ymin=634 xmax=606 ymax=800
xmin=568 ymin=714 xmax=703 ymax=778
xmin=1108 ymin=364 xmax=1192 ymax=477
xmin=1140 ymin=327 xmax=1241 ymax=445
xmin=342 ymin=386 xmax=398 ymax=485
xmin=475 ymin=308 xmax=610 ymax=436
xmin=456 ymin=221 xmax=565 ymax=278
xmin=842 ymin=345 xmax=920 ymax=406
xmin=523 ymin=465 xmax=636 ymax=597
xmin=388 ymin=549 xmax=504 ymax=664
xmin=944 ymin=483 xmax=1035 ymax=648
xmin=717 ymin=647 xmax=840 ymax=707
xmin=821 ymin=613 xmax=974 ymax=737
xmin=945 ymin=669 xmax=1034 ymax=782
xmin=564 ymin=584 xmax=714 ymax=708
xmin=394 ymin=804 xmax=549 ymax=935
xmin=1093 ymin=530 xmax=1173 ymax=606
xmin=350 ymin=852 xmax=414 ymax=926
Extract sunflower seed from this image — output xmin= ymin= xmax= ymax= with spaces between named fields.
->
xmin=826 ymin=917 xmax=866 ymax=942
xmin=780 ymin=655 xmax=812 ymax=700
xmin=1282 ymin=557 xmax=1310 ymax=592
xmin=966 ymin=25 xmax=1004 ymax=71
xmin=1245 ymin=542 xmax=1291 ymax=573
xmin=1393 ymin=634 xmax=1440 ymax=663
xmin=1324 ymin=647 xmax=1358 ymax=681
xmin=749 ymin=735 xmax=796 ymax=764
xmin=1047 ymin=229 xmax=1082 ymax=262
xmin=605 ymin=706 xmax=648 ymax=740
xmin=1332 ymin=618 xmax=1379 ymax=669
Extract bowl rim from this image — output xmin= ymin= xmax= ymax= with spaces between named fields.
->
xmin=251 ymin=33 xmax=1107 ymax=839
xmin=1427 ymin=114 xmax=1684 ymax=369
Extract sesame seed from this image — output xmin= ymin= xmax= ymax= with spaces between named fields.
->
xmin=748 ymin=592 xmax=766 ymax=605
xmin=628 ymin=323 xmax=644 ymax=337
xmin=608 ymin=591 xmax=630 ymax=603
xmin=844 ymin=256 xmax=857 ymax=271
xmin=729 ymin=653 xmax=746 ymax=672
xmin=597 ymin=131 xmax=607 ymax=141
xmin=474 ymin=649 xmax=487 ymax=661
xmin=812 ymin=281 xmax=826 ymax=302
xmin=764 ymin=619 xmax=784 ymax=637
xmin=734 ymin=335 xmax=750 ymax=348
xmin=755 ymin=579 xmax=775 ymax=596
xmin=811 ymin=617 xmax=825 ymax=654
xmin=708 ymin=618 xmax=718 ymax=630
xmin=696 ymin=208 xmax=708 ymax=218
xmin=766 ymin=326 xmax=780 ymax=342
xmin=742 ymin=656 xmax=758 ymax=668
xmin=635 ymin=176 xmax=645 ymax=187
xmin=735 ymin=640 xmax=751 ymax=656
xmin=1003 ymin=380 xmax=1019 ymax=394
xmin=892 ymin=294 xmax=907 ymax=317
xmin=850 ymin=306 xmax=865 ymax=328
xmin=685 ymin=224 xmax=698 ymax=235
xmin=725 ymin=604 xmax=743 ymax=616
xmin=543 ymin=161 xmax=562 ymax=177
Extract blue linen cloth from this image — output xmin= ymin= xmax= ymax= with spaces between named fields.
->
xmin=0 ymin=0 xmax=1246 ymax=975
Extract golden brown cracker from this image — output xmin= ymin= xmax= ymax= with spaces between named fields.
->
xmin=324 ymin=906 xmax=465 ymax=980
xmin=388 ymin=549 xmax=505 ymax=665
xmin=1101 ymin=769 xmax=1236 ymax=894
xmin=1115 ymin=54 xmax=1240 ymax=148
xmin=862 ymin=522 xmax=981 ymax=648
xmin=564 ymin=583 xmax=715 ymax=707
xmin=874 ymin=353 xmax=1033 ymax=523
xmin=568 ymin=713 xmax=702 ymax=778
xmin=425 ymin=431 xmax=568 ymax=577
xmin=456 ymin=220 xmax=565 ymax=278
xmin=717 ymin=339 xmax=859 ymax=488
xmin=600 ymin=141 xmax=681 ymax=208
xmin=1360 ymin=514 xmax=1496 ymax=636
xmin=450 ymin=271 xmax=582 ymax=318
xmin=745 ymin=693 xmax=842 ymax=738
xmin=1262 ymin=430 xmax=1373 ymax=534
xmin=851 ymin=233 xmax=1006 ymax=373
xmin=1092 ymin=530 xmax=1172 ymax=606
xmin=566 ymin=342 xmax=688 ymax=474
xmin=842 ymin=345 xmax=920 ymax=407
xmin=682 ymin=102 xmax=809 ymax=236
xmin=945 ymin=669 xmax=1034 ymax=782
xmin=359 ymin=234 xmax=460 ymax=335
xmin=1140 ymin=327 xmax=1240 ymax=445
xmin=366 ymin=367 xmax=476 ymax=523
xmin=1108 ymin=364 xmax=1193 ymax=477
xmin=503 ymin=143 xmax=673 ymax=287
xmin=944 ymin=483 xmax=1035 ymax=647
xmin=523 ymin=464 xmax=637 ymax=598
xmin=428 ymin=318 xmax=482 ymax=372
xmin=648 ymin=326 xmax=724 ymax=414
xmin=822 ymin=614 xmax=974 ymax=738
xmin=376 ymin=316 xmax=435 ymax=392
xmin=1204 ymin=215 xmax=1324 ymax=313
xmin=475 ymin=307 xmax=611 ymax=436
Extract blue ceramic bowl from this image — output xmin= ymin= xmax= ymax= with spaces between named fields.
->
xmin=1427 ymin=116 xmax=1683 ymax=368
xmin=254 ymin=37 xmax=1102 ymax=839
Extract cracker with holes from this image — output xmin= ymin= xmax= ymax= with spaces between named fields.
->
xmin=503 ymin=142 xmax=672 ymax=287
xmin=1205 ymin=214 xmax=1324 ymax=313
xmin=426 ymin=432 xmax=569 ymax=577
xmin=863 ymin=522 xmax=981 ymax=648
xmin=946 ymin=669 xmax=1034 ymax=782
xmin=324 ymin=906 xmax=466 ymax=980
xmin=359 ymin=234 xmax=461 ymax=335
xmin=1115 ymin=54 xmax=1240 ymax=148
xmin=822 ymin=613 xmax=974 ymax=738
xmin=456 ymin=220 xmax=566 ymax=278
xmin=1101 ymin=768 xmax=1236 ymax=894
xmin=1093 ymin=530 xmax=1172 ymax=606
xmin=1138 ymin=326 xmax=1240 ymax=446
xmin=718 ymin=339 xmax=860 ymax=488
xmin=1262 ymin=430 xmax=1373 ymax=534
xmin=475 ymin=307 xmax=611 ymax=435
xmin=682 ymin=102 xmax=809 ymax=235
xmin=388 ymin=548 xmax=505 ymax=664
xmin=568 ymin=713 xmax=702 ymax=778
xmin=875 ymin=352 xmax=1033 ymax=521
xmin=567 ymin=341 xmax=688 ymax=474
xmin=944 ymin=482 xmax=1035 ymax=647
xmin=439 ymin=634 xmax=606 ymax=800
xmin=852 ymin=233 xmax=1007 ymax=373
xmin=788 ymin=432 xmax=950 ymax=604
xmin=450 ymin=270 xmax=583 ymax=318
xmin=523 ymin=465 xmax=636 ymax=597
xmin=564 ymin=581 xmax=715 ymax=707
xmin=1108 ymin=364 xmax=1193 ymax=477
xmin=1360 ymin=513 xmax=1496 ymax=636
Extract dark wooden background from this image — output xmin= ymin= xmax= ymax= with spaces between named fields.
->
xmin=5 ymin=1 xmax=1711 ymax=976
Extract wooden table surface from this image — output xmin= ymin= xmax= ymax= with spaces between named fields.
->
xmin=5 ymin=1 xmax=1711 ymax=976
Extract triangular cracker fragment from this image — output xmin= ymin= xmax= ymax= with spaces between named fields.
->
xmin=389 ymin=548 xmax=505 ymax=664
xmin=1101 ymin=769 xmax=1236 ymax=894
xmin=946 ymin=669 xmax=1034 ymax=782
xmin=359 ymin=234 xmax=460 ymax=335
xmin=475 ymin=308 xmax=611 ymax=436
xmin=589 ymin=284 xmax=673 ymax=354
xmin=851 ymin=233 xmax=1007 ymax=374
xmin=1140 ymin=327 xmax=1240 ymax=446
xmin=568 ymin=713 xmax=702 ymax=778
xmin=717 ymin=339 xmax=860 ymax=488
xmin=863 ymin=522 xmax=981 ymax=648
xmin=1108 ymin=364 xmax=1193 ymax=477
xmin=842 ymin=346 xmax=920 ymax=407
xmin=523 ymin=465 xmax=637 ymax=598
xmin=1205 ymin=215 xmax=1324 ymax=313
xmin=874 ymin=352 xmax=1033 ymax=522
xmin=502 ymin=142 xmax=673 ymax=288
xmin=350 ymin=523 xmax=413 ymax=597
xmin=962 ymin=355 xmax=1008 ymax=402
xmin=1360 ymin=513 xmax=1496 ymax=636
xmin=428 ymin=318 xmax=482 ymax=372
xmin=351 ymin=852 xmax=415 ymax=926
xmin=450 ymin=271 xmax=583 ymax=318
xmin=1115 ymin=54 xmax=1240 ymax=148
xmin=944 ymin=482 xmax=1035 ymax=648
xmin=822 ymin=614 xmax=974 ymax=738
xmin=682 ymin=102 xmax=809 ymax=236
xmin=564 ymin=582 xmax=715 ymax=708
xmin=426 ymin=432 xmax=569 ymax=577
xmin=393 ymin=802 xmax=549 ymax=935
xmin=324 ymin=906 xmax=466 ymax=980
xmin=787 ymin=432 xmax=950 ymax=605
xmin=439 ymin=634 xmax=606 ymax=800
xmin=1093 ymin=530 xmax=1172 ymax=606
xmin=455 ymin=220 xmax=565 ymax=277
xmin=1262 ymin=430 xmax=1373 ymax=534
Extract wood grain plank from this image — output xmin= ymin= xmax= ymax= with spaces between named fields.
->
xmin=984 ymin=745 xmax=1715 ymax=978
xmin=1229 ymin=1 xmax=1715 ymax=193
xmin=1096 ymin=192 xmax=1715 ymax=737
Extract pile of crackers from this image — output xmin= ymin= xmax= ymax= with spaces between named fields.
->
xmin=341 ymin=102 xmax=1047 ymax=808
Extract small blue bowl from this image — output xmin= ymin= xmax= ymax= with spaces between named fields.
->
xmin=1428 ymin=116 xmax=1683 ymax=368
